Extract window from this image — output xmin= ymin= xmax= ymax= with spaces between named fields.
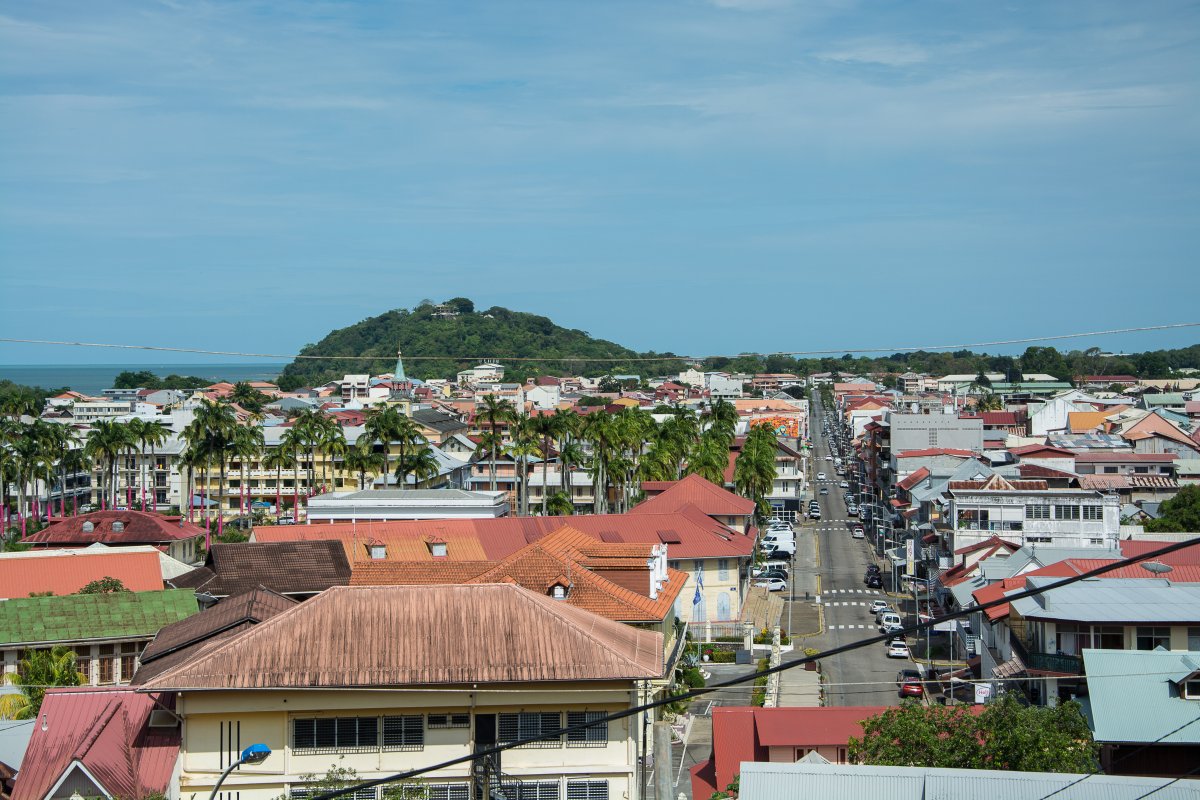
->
xmin=425 ymin=786 xmax=471 ymax=800
xmin=293 ymin=788 xmax=376 ymax=800
xmin=1103 ymin=466 xmax=1118 ymax=474
xmin=293 ymin=717 xmax=379 ymax=753
xmin=717 ymin=559 xmax=730 ymax=581
xmin=1025 ymin=505 xmax=1050 ymax=520
xmin=716 ymin=593 xmax=731 ymax=621
xmin=98 ymin=645 xmax=115 ymax=684
xmin=566 ymin=711 xmax=607 ymax=747
xmin=669 ymin=561 xmax=680 ymax=570
xmin=1096 ymin=626 xmax=1124 ymax=650
xmin=119 ymin=643 xmax=138 ymax=682
xmin=515 ymin=783 xmax=560 ymax=800
xmin=427 ymin=713 xmax=470 ymax=728
xmin=1189 ymin=627 xmax=1200 ymax=651
xmin=1136 ymin=627 xmax=1171 ymax=651
xmin=693 ymin=560 xmax=704 ymax=577
xmin=82 ymin=521 xmax=95 ymax=533
xmin=1054 ymin=505 xmax=1080 ymax=520
xmin=1027 ymin=536 xmax=1053 ymax=544
xmin=1134 ymin=466 xmax=1149 ymax=474
xmin=1184 ymin=679 xmax=1200 ymax=700
xmin=1082 ymin=505 xmax=1103 ymax=521
xmin=566 ymin=781 xmax=608 ymax=800
xmin=382 ymin=715 xmax=424 ymax=751
xmin=498 ymin=712 xmax=561 ymax=748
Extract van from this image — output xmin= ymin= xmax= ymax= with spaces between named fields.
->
xmin=878 ymin=612 xmax=902 ymax=631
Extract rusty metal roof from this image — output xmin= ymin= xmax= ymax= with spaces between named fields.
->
xmin=24 ymin=510 xmax=204 ymax=545
xmin=139 ymin=584 xmax=664 ymax=690
xmin=168 ymin=540 xmax=351 ymax=598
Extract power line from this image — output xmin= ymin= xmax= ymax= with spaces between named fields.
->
xmin=309 ymin=533 xmax=1200 ymax=800
xmin=1 ymin=321 xmax=1197 ymax=364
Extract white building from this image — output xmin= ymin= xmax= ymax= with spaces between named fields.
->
xmin=706 ymin=373 xmax=743 ymax=400
xmin=457 ymin=362 xmax=505 ymax=385
xmin=947 ymin=474 xmax=1120 ymax=551
xmin=304 ymin=488 xmax=510 ymax=522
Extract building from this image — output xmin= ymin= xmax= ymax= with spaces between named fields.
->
xmin=0 ymin=547 xmax=164 ymax=598
xmin=9 ymin=687 xmax=180 ymax=800
xmin=0 ymin=590 xmax=197 ymax=686
xmin=139 ymin=583 xmax=665 ymax=800
xmin=888 ymin=413 xmax=983 ymax=455
xmin=169 ymin=540 xmax=352 ymax=602
xmin=22 ymin=510 xmax=204 ymax=564
xmin=305 ymin=488 xmax=510 ymax=522
xmin=457 ymin=362 xmax=505 ymax=385
xmin=339 ymin=374 xmax=371 ymax=402
xmin=947 ymin=474 xmax=1120 ymax=551
xmin=1081 ymin=648 xmax=1200 ymax=778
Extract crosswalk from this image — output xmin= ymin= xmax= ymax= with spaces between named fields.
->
xmin=826 ymin=588 xmax=880 ymax=594
xmin=830 ymin=624 xmax=873 ymax=630
xmin=815 ymin=589 xmax=882 ymax=605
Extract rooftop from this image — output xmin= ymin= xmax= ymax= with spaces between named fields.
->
xmin=0 ymin=548 xmax=164 ymax=598
xmin=0 ymin=589 xmax=197 ymax=647
xmin=139 ymin=584 xmax=664 ymax=690
xmin=23 ymin=510 xmax=203 ymax=545
xmin=1010 ymin=577 xmax=1200 ymax=624
xmin=1081 ymin=649 xmax=1200 ymax=745
xmin=629 ymin=473 xmax=756 ymax=517
xmin=169 ymin=540 xmax=351 ymax=598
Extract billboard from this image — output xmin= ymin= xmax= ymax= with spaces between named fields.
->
xmin=750 ymin=416 xmax=801 ymax=438
xmin=905 ymin=538 xmax=916 ymax=576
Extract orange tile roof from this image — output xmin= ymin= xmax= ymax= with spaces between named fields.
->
xmin=629 ymin=473 xmax=755 ymax=517
xmin=351 ymin=561 xmax=495 ymax=585
xmin=1068 ymin=410 xmax=1113 ymax=434
xmin=0 ymin=549 xmax=164 ymax=598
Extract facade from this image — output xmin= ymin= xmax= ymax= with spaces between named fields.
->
xmin=140 ymin=584 xmax=663 ymax=800
xmin=888 ymin=413 xmax=983 ymax=455
xmin=947 ymin=475 xmax=1120 ymax=551
xmin=305 ymin=489 xmax=510 ymax=522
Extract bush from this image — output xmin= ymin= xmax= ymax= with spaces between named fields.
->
xmin=711 ymin=651 xmax=736 ymax=663
xmin=681 ymin=667 xmax=706 ymax=688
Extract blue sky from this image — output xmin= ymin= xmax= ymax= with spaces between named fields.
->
xmin=1 ymin=0 xmax=1197 ymax=365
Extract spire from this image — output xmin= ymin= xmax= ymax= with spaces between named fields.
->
xmin=395 ymin=346 xmax=407 ymax=383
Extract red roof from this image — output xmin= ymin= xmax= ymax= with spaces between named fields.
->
xmin=896 ymin=467 xmax=931 ymax=492
xmin=0 ymin=549 xmax=164 ymax=598
xmin=254 ymin=506 xmax=756 ymax=560
xmin=12 ymin=687 xmax=179 ymax=800
xmin=629 ymin=473 xmax=755 ymax=517
xmin=1009 ymin=444 xmax=1075 ymax=457
xmin=1016 ymin=463 xmax=1079 ymax=481
xmin=953 ymin=534 xmax=1021 ymax=556
xmin=1118 ymin=539 xmax=1200 ymax=565
xmin=895 ymin=448 xmax=976 ymax=459
xmin=24 ymin=511 xmax=204 ymax=546
xmin=981 ymin=412 xmax=1019 ymax=425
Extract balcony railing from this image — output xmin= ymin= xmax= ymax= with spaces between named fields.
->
xmin=1009 ymin=631 xmax=1084 ymax=675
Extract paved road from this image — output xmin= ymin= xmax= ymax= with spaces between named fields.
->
xmin=803 ymin=394 xmax=908 ymax=708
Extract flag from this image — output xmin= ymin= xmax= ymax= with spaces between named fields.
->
xmin=693 ymin=584 xmax=702 ymax=606
xmin=693 ymin=569 xmax=704 ymax=605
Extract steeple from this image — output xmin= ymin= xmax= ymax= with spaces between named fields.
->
xmin=394 ymin=346 xmax=407 ymax=383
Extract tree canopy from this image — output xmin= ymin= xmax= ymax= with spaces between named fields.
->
xmin=112 ymin=370 xmax=216 ymax=391
xmin=848 ymin=695 xmax=1098 ymax=773
xmin=1144 ymin=485 xmax=1200 ymax=533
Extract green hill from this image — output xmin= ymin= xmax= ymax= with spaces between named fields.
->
xmin=276 ymin=299 xmax=686 ymax=390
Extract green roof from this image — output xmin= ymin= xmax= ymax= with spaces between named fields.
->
xmin=0 ymin=589 xmax=198 ymax=646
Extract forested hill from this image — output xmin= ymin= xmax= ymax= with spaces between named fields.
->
xmin=276 ymin=299 xmax=685 ymax=390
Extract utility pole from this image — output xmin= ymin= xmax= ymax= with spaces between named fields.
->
xmin=653 ymin=721 xmax=672 ymax=800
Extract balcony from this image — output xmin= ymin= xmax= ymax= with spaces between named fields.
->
xmin=1009 ymin=632 xmax=1083 ymax=676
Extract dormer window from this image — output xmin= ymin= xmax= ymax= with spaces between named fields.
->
xmin=1184 ymin=678 xmax=1200 ymax=700
xmin=111 ymin=521 xmax=124 ymax=533
xmin=551 ymin=584 xmax=567 ymax=600
xmin=369 ymin=544 xmax=387 ymax=560
xmin=431 ymin=542 xmax=447 ymax=558
xmin=82 ymin=522 xmax=94 ymax=533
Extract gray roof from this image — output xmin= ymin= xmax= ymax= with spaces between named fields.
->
xmin=738 ymin=762 xmax=1200 ymax=800
xmin=0 ymin=718 xmax=34 ymax=771
xmin=411 ymin=408 xmax=468 ymax=433
xmin=1080 ymin=649 xmax=1200 ymax=745
xmin=1010 ymin=577 xmax=1200 ymax=623
xmin=332 ymin=489 xmax=492 ymax=501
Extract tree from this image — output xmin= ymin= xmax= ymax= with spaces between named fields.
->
xmin=546 ymin=492 xmax=574 ymax=516
xmin=477 ymin=396 xmax=515 ymax=492
xmin=444 ymin=297 xmax=475 ymax=314
xmin=343 ymin=440 xmax=386 ymax=491
xmin=1144 ymin=485 xmax=1200 ymax=532
xmin=735 ymin=425 xmax=778 ymax=522
xmin=263 ymin=443 xmax=297 ymax=517
xmin=230 ymin=381 xmax=268 ymax=412
xmin=364 ymin=405 xmax=405 ymax=489
xmin=136 ymin=419 xmax=169 ymax=512
xmin=77 ymin=576 xmax=130 ymax=594
xmin=0 ymin=646 xmax=86 ymax=719
xmin=394 ymin=439 xmax=440 ymax=489
xmin=849 ymin=695 xmax=1098 ymax=773
xmin=1019 ymin=346 xmax=1070 ymax=381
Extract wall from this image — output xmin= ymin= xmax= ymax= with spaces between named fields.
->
xmin=888 ymin=414 xmax=983 ymax=455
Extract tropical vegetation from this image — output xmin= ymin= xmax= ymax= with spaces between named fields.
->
xmin=0 ymin=646 xmax=87 ymax=720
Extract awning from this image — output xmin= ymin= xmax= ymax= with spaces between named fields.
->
xmin=993 ymin=652 xmax=1026 ymax=679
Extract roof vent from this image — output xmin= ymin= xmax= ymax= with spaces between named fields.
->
xmin=82 ymin=521 xmax=95 ymax=533
xmin=111 ymin=521 xmax=124 ymax=533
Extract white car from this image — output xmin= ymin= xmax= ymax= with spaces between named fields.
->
xmin=839 ymin=480 xmax=850 ymax=488
xmin=869 ymin=599 xmax=890 ymax=614
xmin=825 ymin=455 xmax=833 ymax=461
xmin=817 ymin=472 xmax=827 ymax=480
xmin=753 ymin=577 xmax=788 ymax=592
xmin=852 ymin=527 xmax=865 ymax=539
xmin=887 ymin=641 xmax=911 ymax=659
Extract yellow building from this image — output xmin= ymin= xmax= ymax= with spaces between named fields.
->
xmin=140 ymin=584 xmax=664 ymax=800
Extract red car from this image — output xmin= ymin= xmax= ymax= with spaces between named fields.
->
xmin=897 ymin=669 xmax=924 ymax=697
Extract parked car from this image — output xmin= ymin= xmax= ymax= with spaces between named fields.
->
xmin=887 ymin=641 xmax=911 ymax=659
xmin=764 ymin=540 xmax=796 ymax=557
xmin=897 ymin=669 xmax=924 ymax=696
xmin=869 ymin=599 xmax=891 ymax=614
xmin=865 ymin=564 xmax=881 ymax=574
xmin=852 ymin=526 xmax=865 ymax=539
xmin=819 ymin=487 xmax=829 ymax=495
xmin=753 ymin=577 xmax=788 ymax=592
xmin=754 ymin=569 xmax=790 ymax=582
xmin=839 ymin=480 xmax=850 ymax=488
xmin=875 ymin=606 xmax=897 ymax=623
xmin=865 ymin=574 xmax=883 ymax=589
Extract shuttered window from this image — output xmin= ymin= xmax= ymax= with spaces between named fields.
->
xmin=1082 ymin=505 xmax=1103 ymax=521
xmin=566 ymin=780 xmax=608 ymax=800
xmin=424 ymin=785 xmax=470 ymax=800
xmin=498 ymin=712 xmax=562 ymax=748
xmin=566 ymin=711 xmax=607 ymax=747
xmin=1024 ymin=505 xmax=1050 ymax=520
xmin=514 ymin=783 xmax=560 ymax=800
xmin=293 ymin=717 xmax=379 ymax=753
xmin=382 ymin=715 xmax=424 ymax=750
xmin=293 ymin=787 xmax=376 ymax=800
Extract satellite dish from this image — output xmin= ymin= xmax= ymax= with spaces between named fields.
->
xmin=1140 ymin=561 xmax=1173 ymax=576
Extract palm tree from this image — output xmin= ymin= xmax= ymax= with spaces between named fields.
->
xmin=136 ymin=420 xmax=169 ymax=512
xmin=318 ymin=424 xmax=348 ymax=495
xmin=387 ymin=416 xmax=424 ymax=491
xmin=230 ymin=381 xmax=266 ymax=412
xmin=527 ymin=414 xmax=559 ymax=515
xmin=395 ymin=440 xmax=441 ymax=489
xmin=0 ymin=646 xmax=86 ymax=720
xmin=343 ymin=440 xmax=386 ymax=491
xmin=582 ymin=412 xmax=618 ymax=514
xmin=0 ymin=417 xmax=19 ymax=531
xmin=735 ymin=424 xmax=779 ymax=522
xmin=232 ymin=425 xmax=265 ymax=523
xmin=687 ymin=433 xmax=729 ymax=486
xmin=279 ymin=427 xmax=306 ymax=519
xmin=180 ymin=444 xmax=206 ymax=523
xmin=546 ymin=491 xmax=574 ymax=516
xmin=364 ymin=405 xmax=405 ymax=489
xmin=60 ymin=446 xmax=90 ymax=516
xmin=263 ymin=443 xmax=297 ymax=517
xmin=191 ymin=401 xmax=238 ymax=539
xmin=477 ymin=396 xmax=515 ymax=492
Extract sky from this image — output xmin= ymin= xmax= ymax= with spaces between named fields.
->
xmin=1 ymin=0 xmax=1198 ymax=365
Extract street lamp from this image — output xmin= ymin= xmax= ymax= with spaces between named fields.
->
xmin=209 ymin=743 xmax=271 ymax=800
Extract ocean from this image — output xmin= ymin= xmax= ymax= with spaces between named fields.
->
xmin=0 ymin=363 xmax=289 ymax=395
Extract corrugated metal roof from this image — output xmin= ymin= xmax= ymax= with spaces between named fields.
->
xmin=139 ymin=583 xmax=664 ymax=690
xmin=738 ymin=762 xmax=1200 ymax=800
xmin=628 ymin=473 xmax=756 ymax=517
xmin=23 ymin=510 xmax=203 ymax=545
xmin=1081 ymin=649 xmax=1200 ymax=745
xmin=11 ymin=687 xmax=179 ymax=800
xmin=170 ymin=540 xmax=351 ymax=597
xmin=0 ymin=589 xmax=197 ymax=646
xmin=1010 ymin=577 xmax=1200 ymax=623
xmin=0 ymin=549 xmax=164 ymax=598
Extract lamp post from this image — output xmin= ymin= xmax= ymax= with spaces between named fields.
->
xmin=209 ymin=743 xmax=271 ymax=800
